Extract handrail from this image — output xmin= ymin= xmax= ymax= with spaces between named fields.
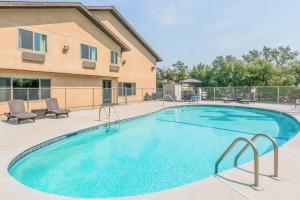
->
xmin=234 ymin=133 xmax=279 ymax=178
xmin=99 ymin=104 xmax=120 ymax=131
xmin=99 ymin=105 xmax=110 ymax=122
xmin=163 ymin=95 xmax=176 ymax=107
xmin=108 ymin=104 xmax=120 ymax=125
xmin=215 ymin=137 xmax=260 ymax=188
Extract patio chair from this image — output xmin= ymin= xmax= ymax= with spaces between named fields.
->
xmin=223 ymin=92 xmax=237 ymax=103
xmin=45 ymin=98 xmax=70 ymax=118
xmin=5 ymin=100 xmax=37 ymax=124
xmin=191 ymin=95 xmax=201 ymax=102
xmin=240 ymin=92 xmax=256 ymax=104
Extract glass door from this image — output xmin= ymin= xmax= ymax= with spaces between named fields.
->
xmin=103 ymin=80 xmax=112 ymax=104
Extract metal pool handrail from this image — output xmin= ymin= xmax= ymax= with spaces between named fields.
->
xmin=163 ymin=95 xmax=177 ymax=107
xmin=99 ymin=105 xmax=110 ymax=122
xmin=234 ymin=133 xmax=279 ymax=178
xmin=108 ymin=104 xmax=120 ymax=127
xmin=215 ymin=137 xmax=260 ymax=188
xmin=99 ymin=104 xmax=120 ymax=131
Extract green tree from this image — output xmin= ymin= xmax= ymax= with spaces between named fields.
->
xmin=172 ymin=61 xmax=189 ymax=82
xmin=156 ymin=46 xmax=300 ymax=87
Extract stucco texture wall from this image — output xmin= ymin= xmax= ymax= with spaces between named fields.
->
xmin=91 ymin=11 xmax=157 ymax=90
xmin=0 ymin=8 xmax=158 ymax=114
xmin=0 ymin=8 xmax=121 ymax=78
xmin=0 ymin=70 xmax=118 ymax=114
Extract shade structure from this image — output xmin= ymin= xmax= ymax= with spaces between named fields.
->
xmin=180 ymin=79 xmax=202 ymax=84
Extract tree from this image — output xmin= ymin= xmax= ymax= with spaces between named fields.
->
xmin=156 ymin=66 xmax=177 ymax=87
xmin=156 ymin=46 xmax=300 ymax=87
xmin=243 ymin=46 xmax=299 ymax=66
xmin=172 ymin=61 xmax=189 ymax=82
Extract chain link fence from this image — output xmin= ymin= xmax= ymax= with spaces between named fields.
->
xmin=0 ymin=87 xmax=163 ymax=114
xmin=200 ymin=86 xmax=300 ymax=104
xmin=1 ymin=86 xmax=298 ymax=114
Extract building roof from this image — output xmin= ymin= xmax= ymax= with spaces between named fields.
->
xmin=0 ymin=1 xmax=131 ymax=51
xmin=181 ymin=79 xmax=202 ymax=84
xmin=0 ymin=1 xmax=162 ymax=62
xmin=87 ymin=6 xmax=163 ymax=62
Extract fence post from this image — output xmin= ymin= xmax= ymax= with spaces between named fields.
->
xmin=39 ymin=86 xmax=41 ymax=100
xmin=125 ymin=87 xmax=128 ymax=104
xmin=10 ymin=88 xmax=13 ymax=101
xmin=10 ymin=78 xmax=13 ymax=100
xmin=277 ymin=87 xmax=280 ymax=104
xmin=92 ymin=88 xmax=95 ymax=109
xmin=213 ymin=87 xmax=216 ymax=101
xmin=64 ymin=88 xmax=67 ymax=109
xmin=112 ymin=87 xmax=114 ymax=105
xmin=116 ymin=87 xmax=118 ymax=104
xmin=141 ymin=88 xmax=144 ymax=102
xmin=114 ymin=87 xmax=116 ymax=104
xmin=26 ymin=88 xmax=29 ymax=112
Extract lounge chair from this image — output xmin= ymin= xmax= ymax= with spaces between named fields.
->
xmin=223 ymin=92 xmax=237 ymax=103
xmin=240 ymin=92 xmax=256 ymax=104
xmin=5 ymin=100 xmax=37 ymax=124
xmin=45 ymin=98 xmax=70 ymax=118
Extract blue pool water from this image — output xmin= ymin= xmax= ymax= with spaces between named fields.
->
xmin=9 ymin=106 xmax=300 ymax=198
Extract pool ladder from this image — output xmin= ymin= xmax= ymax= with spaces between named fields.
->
xmin=215 ymin=133 xmax=279 ymax=190
xmin=163 ymin=95 xmax=177 ymax=107
xmin=99 ymin=104 xmax=120 ymax=131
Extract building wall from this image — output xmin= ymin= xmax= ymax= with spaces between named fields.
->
xmin=0 ymin=69 xmax=118 ymax=114
xmin=0 ymin=8 xmax=158 ymax=115
xmin=91 ymin=11 xmax=157 ymax=90
xmin=0 ymin=8 xmax=121 ymax=77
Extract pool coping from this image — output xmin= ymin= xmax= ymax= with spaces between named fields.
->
xmin=2 ymin=102 xmax=300 ymax=200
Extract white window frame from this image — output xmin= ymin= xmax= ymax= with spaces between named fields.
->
xmin=80 ymin=44 xmax=97 ymax=61
xmin=111 ymin=51 xmax=118 ymax=65
xmin=18 ymin=28 xmax=48 ymax=53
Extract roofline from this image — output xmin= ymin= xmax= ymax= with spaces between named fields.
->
xmin=0 ymin=1 xmax=131 ymax=52
xmin=87 ymin=6 xmax=163 ymax=62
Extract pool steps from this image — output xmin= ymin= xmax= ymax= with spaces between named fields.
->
xmin=215 ymin=133 xmax=279 ymax=190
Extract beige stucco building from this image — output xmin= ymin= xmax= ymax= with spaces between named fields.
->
xmin=0 ymin=2 xmax=161 ymax=114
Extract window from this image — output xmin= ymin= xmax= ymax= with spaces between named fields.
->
xmin=19 ymin=29 xmax=33 ymax=50
xmin=80 ymin=44 xmax=97 ymax=61
xmin=0 ymin=77 xmax=11 ymax=102
xmin=34 ymin=33 xmax=47 ymax=52
xmin=41 ymin=79 xmax=51 ymax=99
xmin=0 ymin=77 xmax=11 ymax=88
xmin=13 ymin=78 xmax=39 ymax=100
xmin=0 ymin=77 xmax=51 ymax=102
xmin=41 ymin=79 xmax=51 ymax=88
xmin=18 ymin=29 xmax=47 ymax=52
xmin=118 ymin=82 xmax=136 ymax=96
xmin=111 ymin=51 xmax=118 ymax=65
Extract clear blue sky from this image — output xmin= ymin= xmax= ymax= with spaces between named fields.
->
xmin=8 ymin=0 xmax=300 ymax=67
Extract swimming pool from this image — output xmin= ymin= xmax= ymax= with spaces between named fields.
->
xmin=9 ymin=105 xmax=300 ymax=198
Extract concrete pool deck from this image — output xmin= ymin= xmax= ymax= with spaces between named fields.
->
xmin=0 ymin=101 xmax=300 ymax=200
